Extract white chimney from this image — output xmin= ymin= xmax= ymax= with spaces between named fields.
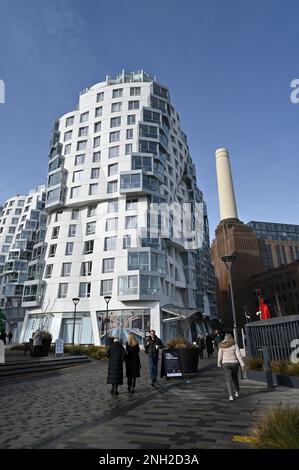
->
xmin=215 ymin=148 xmax=238 ymax=221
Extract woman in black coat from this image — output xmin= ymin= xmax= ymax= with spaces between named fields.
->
xmin=125 ymin=333 xmax=141 ymax=393
xmin=107 ymin=338 xmax=126 ymax=394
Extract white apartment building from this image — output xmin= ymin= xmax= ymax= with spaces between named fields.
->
xmin=20 ymin=70 xmax=216 ymax=345
xmin=0 ymin=186 xmax=47 ymax=341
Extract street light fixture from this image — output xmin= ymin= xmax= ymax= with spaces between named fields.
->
xmin=71 ymin=297 xmax=80 ymax=345
xmin=104 ymin=295 xmax=112 ymax=347
xmin=221 ymin=255 xmax=238 ymax=345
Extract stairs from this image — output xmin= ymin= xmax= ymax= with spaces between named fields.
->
xmin=0 ymin=355 xmax=91 ymax=378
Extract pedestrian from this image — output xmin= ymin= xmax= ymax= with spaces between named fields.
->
xmin=196 ymin=334 xmax=205 ymax=359
xmin=218 ymin=333 xmax=245 ymax=401
xmin=0 ymin=331 xmax=6 ymax=345
xmin=125 ymin=333 xmax=141 ymax=393
xmin=7 ymin=331 xmax=13 ymax=344
xmin=32 ymin=329 xmax=43 ymax=357
xmin=144 ymin=329 xmax=164 ymax=387
xmin=205 ymin=334 xmax=214 ymax=358
xmin=214 ymin=330 xmax=224 ymax=348
xmin=107 ymin=337 xmax=127 ymax=395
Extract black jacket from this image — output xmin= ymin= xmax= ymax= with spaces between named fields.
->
xmin=107 ymin=342 xmax=126 ymax=385
xmin=125 ymin=343 xmax=141 ymax=378
xmin=144 ymin=335 xmax=164 ymax=359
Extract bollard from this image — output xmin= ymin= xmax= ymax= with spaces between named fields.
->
xmin=0 ymin=339 xmax=5 ymax=364
xmin=263 ymin=346 xmax=274 ymax=390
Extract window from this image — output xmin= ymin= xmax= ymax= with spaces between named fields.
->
xmin=75 ymin=154 xmax=85 ymax=165
xmin=128 ymin=100 xmax=139 ymax=110
xmin=64 ymin=130 xmax=72 ymax=141
xmin=68 ymin=225 xmax=77 ymax=237
xmin=127 ymin=115 xmax=136 ymax=125
xmin=64 ymin=143 xmax=71 ymax=154
xmin=108 ymin=163 xmax=118 ymax=176
xmin=88 ymin=205 xmax=97 ymax=217
xmin=72 ymin=209 xmax=79 ymax=220
xmin=73 ymin=170 xmax=84 ymax=182
xmin=107 ymin=180 xmax=118 ymax=193
xmin=86 ymin=221 xmax=96 ymax=235
xmin=108 ymin=199 xmax=118 ymax=212
xmin=106 ymin=218 xmax=118 ymax=231
xmin=77 ymin=140 xmax=87 ymax=151
xmin=79 ymin=282 xmax=91 ymax=298
xmin=132 ymin=155 xmax=152 ymax=171
xmin=139 ymin=140 xmax=158 ymax=154
xmin=80 ymin=111 xmax=89 ymax=123
xmin=130 ymin=87 xmax=141 ymax=96
xmin=54 ymin=211 xmax=62 ymax=222
xmin=71 ymin=186 xmax=81 ymax=199
xmin=126 ymin=215 xmax=137 ymax=229
xmin=84 ymin=240 xmax=94 ymax=254
xmin=66 ymin=116 xmax=74 ymax=127
xmin=108 ymin=146 xmax=119 ymax=158
xmin=143 ymin=109 xmax=160 ymax=123
xmin=97 ymin=91 xmax=104 ymax=102
xmin=94 ymin=121 xmax=101 ymax=133
xmin=91 ymin=168 xmax=100 ymax=179
xmin=49 ymin=244 xmax=57 ymax=257
xmin=111 ymin=117 xmax=121 ymax=129
xmin=94 ymin=136 xmax=101 ymax=148
xmin=81 ymin=261 xmax=92 ymax=276
xmin=58 ymin=283 xmax=68 ymax=298
xmin=123 ymin=235 xmax=132 ymax=248
xmin=65 ymin=242 xmax=74 ymax=255
xmin=5 ymin=235 xmax=13 ymax=243
xmin=102 ymin=258 xmax=115 ymax=273
xmin=126 ymin=198 xmax=138 ymax=210
xmin=111 ymin=102 xmax=122 ymax=113
xmin=95 ymin=106 xmax=103 ymax=117
xmin=112 ymin=88 xmax=123 ymax=98
xmin=89 ymin=183 xmax=98 ymax=195
xmin=125 ymin=143 xmax=132 ymax=154
xmin=128 ymin=252 xmax=149 ymax=270
xmin=52 ymin=226 xmax=60 ymax=239
xmin=93 ymin=151 xmax=101 ymax=162
xmin=101 ymin=279 xmax=113 ymax=296
xmin=104 ymin=236 xmax=117 ymax=251
xmin=126 ymin=129 xmax=133 ymax=139
xmin=109 ymin=131 xmax=120 ymax=143
xmin=118 ymin=275 xmax=138 ymax=295
xmin=139 ymin=124 xmax=158 ymax=138
xmin=78 ymin=126 xmax=88 ymax=137
xmin=61 ymin=262 xmax=72 ymax=277
xmin=45 ymin=264 xmax=53 ymax=278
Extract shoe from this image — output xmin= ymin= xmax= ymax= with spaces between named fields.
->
xmin=110 ymin=388 xmax=114 ymax=394
xmin=229 ymin=396 xmax=234 ymax=401
xmin=131 ymin=388 xmax=135 ymax=393
xmin=128 ymin=387 xmax=131 ymax=393
xmin=235 ymin=392 xmax=239 ymax=397
xmin=115 ymin=390 xmax=119 ymax=395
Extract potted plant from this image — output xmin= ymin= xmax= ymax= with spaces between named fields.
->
xmin=166 ymin=337 xmax=199 ymax=373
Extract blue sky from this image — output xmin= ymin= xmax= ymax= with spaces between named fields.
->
xmin=0 ymin=0 xmax=298 ymax=236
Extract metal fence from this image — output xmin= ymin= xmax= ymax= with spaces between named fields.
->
xmin=245 ymin=315 xmax=299 ymax=362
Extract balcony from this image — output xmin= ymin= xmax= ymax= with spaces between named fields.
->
xmin=22 ymin=280 xmax=45 ymax=307
xmin=120 ymin=171 xmax=162 ymax=196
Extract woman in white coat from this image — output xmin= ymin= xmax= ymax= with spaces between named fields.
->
xmin=218 ymin=333 xmax=245 ymax=401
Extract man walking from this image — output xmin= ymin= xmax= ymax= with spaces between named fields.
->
xmin=144 ymin=330 xmax=164 ymax=387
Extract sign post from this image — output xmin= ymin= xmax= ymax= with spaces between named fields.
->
xmin=162 ymin=349 xmax=183 ymax=379
xmin=55 ymin=338 xmax=64 ymax=356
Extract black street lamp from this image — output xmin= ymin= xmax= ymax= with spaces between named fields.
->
xmin=104 ymin=295 xmax=112 ymax=347
xmin=221 ymin=255 xmax=238 ymax=345
xmin=72 ymin=297 xmax=80 ymax=345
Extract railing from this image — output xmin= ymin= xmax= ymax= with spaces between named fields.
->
xmin=245 ymin=315 xmax=299 ymax=362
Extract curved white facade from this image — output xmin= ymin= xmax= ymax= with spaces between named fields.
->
xmin=21 ymin=70 xmax=216 ymax=345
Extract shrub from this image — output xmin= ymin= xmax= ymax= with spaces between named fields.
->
xmin=64 ymin=344 xmax=107 ymax=359
xmin=252 ymin=406 xmax=299 ymax=449
xmin=272 ymin=361 xmax=299 ymax=377
xmin=166 ymin=337 xmax=196 ymax=349
xmin=246 ymin=356 xmax=263 ymax=371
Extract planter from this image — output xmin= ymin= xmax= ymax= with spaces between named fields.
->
xmin=40 ymin=338 xmax=52 ymax=357
xmin=178 ymin=348 xmax=199 ymax=373
xmin=247 ymin=369 xmax=299 ymax=389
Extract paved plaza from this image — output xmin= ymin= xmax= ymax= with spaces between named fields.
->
xmin=1 ymin=353 xmax=299 ymax=449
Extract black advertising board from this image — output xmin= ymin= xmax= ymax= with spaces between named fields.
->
xmin=162 ymin=348 xmax=183 ymax=378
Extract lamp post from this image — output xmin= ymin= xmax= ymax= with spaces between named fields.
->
xmin=104 ymin=295 xmax=112 ymax=347
xmin=254 ymin=288 xmax=262 ymax=320
xmin=221 ymin=255 xmax=238 ymax=345
xmin=71 ymin=297 xmax=80 ymax=345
